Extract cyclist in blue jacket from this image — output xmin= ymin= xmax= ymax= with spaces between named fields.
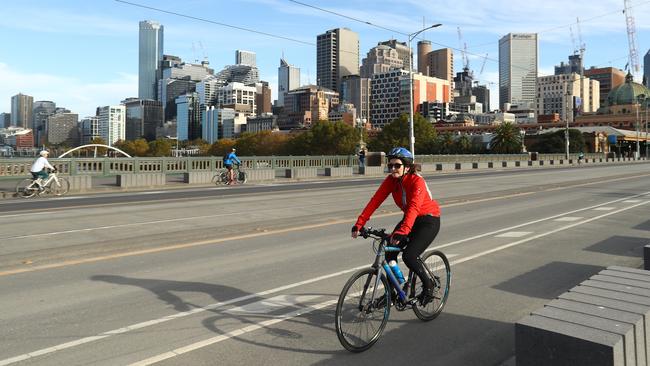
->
xmin=224 ymin=148 xmax=242 ymax=185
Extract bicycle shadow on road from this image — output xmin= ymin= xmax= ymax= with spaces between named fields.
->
xmin=91 ymin=274 xmax=250 ymax=312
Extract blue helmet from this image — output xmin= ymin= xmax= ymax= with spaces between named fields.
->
xmin=387 ymin=147 xmax=413 ymax=164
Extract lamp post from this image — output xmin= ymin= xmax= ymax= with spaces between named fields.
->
xmin=520 ymin=129 xmax=527 ymax=153
xmin=564 ymin=83 xmax=571 ymax=161
xmin=636 ymin=95 xmax=644 ymax=160
xmin=408 ymin=23 xmax=442 ymax=157
xmin=355 ymin=117 xmax=367 ymax=149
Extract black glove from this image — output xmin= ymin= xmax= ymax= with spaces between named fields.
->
xmin=351 ymin=225 xmax=360 ymax=233
xmin=391 ymin=233 xmax=408 ymax=246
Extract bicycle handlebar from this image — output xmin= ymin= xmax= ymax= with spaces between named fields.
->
xmin=359 ymin=227 xmax=389 ymax=240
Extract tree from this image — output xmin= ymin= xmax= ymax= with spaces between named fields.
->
xmin=435 ymin=132 xmax=456 ymax=154
xmin=532 ymin=129 xmax=586 ymax=153
xmin=89 ymin=137 xmax=108 ymax=156
xmin=234 ymin=131 xmax=290 ymax=156
xmin=310 ymin=121 xmax=358 ymax=155
xmin=148 ymin=138 xmax=172 ymax=157
xmin=490 ymin=122 xmax=522 ymax=153
xmin=455 ymin=134 xmax=472 ymax=154
xmin=208 ymin=139 xmax=236 ymax=156
xmin=369 ymin=113 xmax=436 ymax=154
xmin=187 ymin=138 xmax=210 ymax=155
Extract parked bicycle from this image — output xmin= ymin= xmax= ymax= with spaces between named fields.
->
xmin=335 ymin=226 xmax=451 ymax=352
xmin=211 ymin=164 xmax=247 ymax=185
xmin=16 ymin=170 xmax=70 ymax=198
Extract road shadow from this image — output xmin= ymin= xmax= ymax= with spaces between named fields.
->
xmin=634 ymin=220 xmax=650 ymax=231
xmin=492 ymin=261 xmax=602 ymax=299
xmin=91 ymin=274 xmax=250 ymax=312
xmin=583 ymin=235 xmax=647 ymax=257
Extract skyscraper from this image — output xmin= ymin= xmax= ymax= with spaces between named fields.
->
xmin=11 ymin=93 xmax=34 ymax=129
xmin=278 ymin=58 xmax=300 ymax=107
xmin=139 ymin=20 xmax=164 ymax=100
xmin=317 ymin=28 xmax=359 ymax=93
xmin=499 ymin=33 xmax=538 ymax=111
xmin=98 ymin=105 xmax=126 ymax=146
xmin=425 ymin=48 xmax=454 ymax=102
xmin=378 ymin=39 xmax=410 ymax=70
xmin=236 ymin=50 xmax=256 ymax=67
xmin=32 ymin=100 xmax=56 ymax=146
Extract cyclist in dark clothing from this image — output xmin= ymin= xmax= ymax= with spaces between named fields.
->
xmin=351 ymin=147 xmax=441 ymax=304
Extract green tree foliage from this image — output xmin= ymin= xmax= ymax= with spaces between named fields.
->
xmin=114 ymin=139 xmax=150 ymax=156
xmin=455 ymin=134 xmax=472 ymax=154
xmin=234 ymin=131 xmax=290 ymax=156
xmin=490 ymin=122 xmax=523 ymax=153
xmin=208 ymin=139 xmax=236 ymax=156
xmin=531 ymin=129 xmax=586 ymax=153
xmin=89 ymin=137 xmax=108 ymax=156
xmin=369 ymin=114 xmax=437 ymax=154
xmin=285 ymin=121 xmax=359 ymax=155
xmin=148 ymin=138 xmax=172 ymax=157
xmin=435 ymin=132 xmax=456 ymax=154
xmin=187 ymin=138 xmax=210 ymax=155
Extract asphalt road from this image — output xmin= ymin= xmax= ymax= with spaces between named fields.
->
xmin=0 ymin=163 xmax=649 ymax=365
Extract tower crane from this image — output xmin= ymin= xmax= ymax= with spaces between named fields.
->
xmin=457 ymin=26 xmax=469 ymax=71
xmin=623 ymin=0 xmax=640 ymax=75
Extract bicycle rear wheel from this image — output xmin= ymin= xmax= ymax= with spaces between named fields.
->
xmin=211 ymin=170 xmax=228 ymax=185
xmin=335 ymin=267 xmax=390 ymax=352
xmin=48 ymin=178 xmax=70 ymax=196
xmin=15 ymin=179 xmax=38 ymax=198
xmin=412 ymin=250 xmax=451 ymax=321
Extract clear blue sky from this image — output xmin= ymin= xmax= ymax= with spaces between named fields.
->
xmin=1 ymin=0 xmax=648 ymax=118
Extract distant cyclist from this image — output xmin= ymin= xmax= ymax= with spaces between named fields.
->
xmin=223 ymin=148 xmax=242 ymax=185
xmin=351 ymin=147 xmax=441 ymax=305
xmin=578 ymin=151 xmax=585 ymax=164
xmin=30 ymin=150 xmax=56 ymax=189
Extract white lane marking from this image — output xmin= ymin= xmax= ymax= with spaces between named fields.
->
xmin=593 ymin=206 xmax=616 ymax=211
xmin=225 ymin=295 xmax=322 ymax=315
xmin=138 ymin=191 xmax=166 ymax=195
xmin=129 ymin=200 xmax=650 ymax=365
xmin=1 ymin=192 xmax=648 ymax=366
xmin=495 ymin=231 xmax=532 ymax=238
xmin=554 ymin=217 xmax=583 ymax=222
xmin=127 ymin=299 xmax=338 ymax=366
xmin=623 ymin=200 xmax=641 ymax=203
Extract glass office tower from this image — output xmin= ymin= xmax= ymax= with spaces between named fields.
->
xmin=139 ymin=20 xmax=164 ymax=100
xmin=499 ymin=33 xmax=538 ymax=111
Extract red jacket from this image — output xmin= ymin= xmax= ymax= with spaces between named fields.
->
xmin=355 ymin=173 xmax=440 ymax=236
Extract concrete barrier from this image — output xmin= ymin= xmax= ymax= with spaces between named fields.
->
xmin=66 ymin=175 xmax=91 ymax=192
xmin=419 ymin=163 xmax=437 ymax=172
xmin=645 ymin=245 xmax=650 ymax=271
xmin=325 ymin=167 xmax=353 ymax=177
xmin=359 ymin=166 xmax=384 ymax=175
xmin=285 ymin=168 xmax=317 ymax=179
xmin=183 ymin=172 xmax=213 ymax=184
xmin=246 ymin=169 xmax=274 ymax=182
xmin=117 ymin=174 xmax=166 ymax=188
xmin=516 ymin=266 xmax=650 ymax=366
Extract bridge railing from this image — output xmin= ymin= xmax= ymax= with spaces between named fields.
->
xmin=0 ymin=153 xmax=610 ymax=178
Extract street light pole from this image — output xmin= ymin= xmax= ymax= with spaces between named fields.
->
xmin=636 ymin=96 xmax=642 ymax=160
xmin=408 ymin=23 xmax=442 ymax=158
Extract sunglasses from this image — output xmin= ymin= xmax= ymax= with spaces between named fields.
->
xmin=387 ymin=163 xmax=403 ymax=170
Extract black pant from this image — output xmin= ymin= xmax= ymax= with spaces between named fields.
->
xmin=387 ymin=215 xmax=441 ymax=291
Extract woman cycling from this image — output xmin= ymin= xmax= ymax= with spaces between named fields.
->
xmin=351 ymin=147 xmax=441 ymax=304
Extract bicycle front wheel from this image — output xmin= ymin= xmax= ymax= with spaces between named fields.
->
xmin=412 ymin=250 xmax=451 ymax=321
xmin=212 ymin=170 xmax=228 ymax=185
xmin=48 ymin=178 xmax=70 ymax=196
xmin=335 ymin=267 xmax=390 ymax=352
xmin=16 ymin=179 xmax=37 ymax=198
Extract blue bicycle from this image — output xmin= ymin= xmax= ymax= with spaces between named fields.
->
xmin=335 ymin=227 xmax=451 ymax=352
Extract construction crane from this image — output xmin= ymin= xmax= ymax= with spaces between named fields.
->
xmin=457 ymin=26 xmax=469 ymax=71
xmin=623 ymin=0 xmax=640 ymax=75
xmin=479 ymin=53 xmax=488 ymax=76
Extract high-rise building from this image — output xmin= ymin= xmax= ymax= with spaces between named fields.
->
xmin=378 ymin=39 xmax=410 ymax=70
xmin=454 ymin=69 xmax=474 ymax=98
xmin=159 ymin=57 xmax=213 ymax=122
xmin=317 ymin=28 xmax=360 ymax=93
xmin=236 ymin=50 xmax=256 ymax=67
xmin=417 ymin=41 xmax=432 ymax=74
xmin=643 ymin=50 xmax=650 ymax=87
xmin=0 ymin=113 xmax=10 ymax=128
xmin=584 ymin=67 xmax=626 ymax=107
xmin=472 ymin=85 xmax=491 ymax=112
xmin=214 ymin=64 xmax=259 ymax=85
xmin=280 ymin=85 xmax=339 ymax=130
xmin=255 ymin=82 xmax=272 ymax=116
xmin=175 ymin=93 xmax=201 ymax=141
xmin=341 ymin=75 xmax=371 ymax=123
xmin=537 ymin=73 xmax=599 ymax=124
xmin=11 ymin=93 xmax=33 ymax=129
xmin=32 ymin=100 xmax=56 ymax=146
xmin=139 ymin=20 xmax=164 ymax=100
xmin=47 ymin=112 xmax=79 ymax=146
xmin=80 ymin=116 xmax=100 ymax=145
xmin=499 ymin=33 xmax=538 ymax=111
xmin=360 ymin=45 xmax=403 ymax=78
xmin=216 ymin=82 xmax=257 ymax=115
xmin=98 ymin=105 xmax=126 ymax=146
xmin=202 ymin=107 xmax=234 ymax=143
xmin=123 ymin=98 xmax=163 ymax=141
xmin=278 ymin=58 xmax=300 ymax=107
xmin=555 ymin=54 xmax=583 ymax=75
xmin=425 ymin=48 xmax=454 ymax=101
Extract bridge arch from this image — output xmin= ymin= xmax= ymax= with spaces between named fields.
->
xmin=58 ymin=144 xmax=132 ymax=158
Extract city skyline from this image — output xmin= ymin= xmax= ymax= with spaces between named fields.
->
xmin=1 ymin=0 xmax=649 ymax=118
